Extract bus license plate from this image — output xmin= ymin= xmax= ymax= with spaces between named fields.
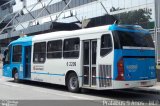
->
xmin=141 ymin=82 xmax=147 ymax=86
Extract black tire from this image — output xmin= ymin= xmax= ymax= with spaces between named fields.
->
xmin=67 ymin=73 xmax=80 ymax=93
xmin=13 ymin=71 xmax=19 ymax=83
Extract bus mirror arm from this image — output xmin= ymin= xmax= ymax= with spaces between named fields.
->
xmin=2 ymin=58 xmax=5 ymax=62
xmin=114 ymin=20 xmax=119 ymax=25
xmin=4 ymin=49 xmax=8 ymax=56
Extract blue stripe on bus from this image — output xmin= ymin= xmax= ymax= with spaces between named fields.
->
xmin=31 ymin=72 xmax=65 ymax=76
xmin=31 ymin=73 xmax=112 ymax=79
xmin=108 ymin=24 xmax=149 ymax=33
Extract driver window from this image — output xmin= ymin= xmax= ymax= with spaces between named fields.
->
xmin=12 ymin=45 xmax=22 ymax=63
xmin=5 ymin=51 xmax=9 ymax=62
xmin=3 ymin=46 xmax=11 ymax=64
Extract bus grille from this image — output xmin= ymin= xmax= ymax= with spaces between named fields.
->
xmin=99 ymin=65 xmax=112 ymax=87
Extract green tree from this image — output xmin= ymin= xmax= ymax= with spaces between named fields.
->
xmin=110 ymin=7 xmax=153 ymax=29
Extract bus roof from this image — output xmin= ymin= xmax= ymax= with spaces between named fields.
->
xmin=9 ymin=24 xmax=149 ymax=46
xmin=109 ymin=24 xmax=149 ymax=33
xmin=9 ymin=36 xmax=33 ymax=46
xmin=32 ymin=25 xmax=111 ymax=42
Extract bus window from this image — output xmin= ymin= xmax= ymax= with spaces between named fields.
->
xmin=33 ymin=42 xmax=46 ymax=63
xmin=47 ymin=40 xmax=62 ymax=58
xmin=100 ymin=34 xmax=112 ymax=56
xmin=114 ymin=31 xmax=154 ymax=48
xmin=12 ymin=45 xmax=22 ymax=62
xmin=63 ymin=38 xmax=80 ymax=58
xmin=3 ymin=46 xmax=11 ymax=65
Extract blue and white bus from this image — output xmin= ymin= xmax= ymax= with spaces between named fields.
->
xmin=3 ymin=24 xmax=157 ymax=92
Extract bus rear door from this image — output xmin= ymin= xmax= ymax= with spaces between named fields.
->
xmin=82 ymin=40 xmax=97 ymax=87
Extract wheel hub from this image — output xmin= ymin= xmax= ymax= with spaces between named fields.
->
xmin=15 ymin=73 xmax=18 ymax=79
xmin=70 ymin=77 xmax=78 ymax=90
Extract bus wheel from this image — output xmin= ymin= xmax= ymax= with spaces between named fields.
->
xmin=67 ymin=73 xmax=80 ymax=93
xmin=13 ymin=71 xmax=19 ymax=83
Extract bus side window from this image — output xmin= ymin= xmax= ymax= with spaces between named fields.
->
xmin=33 ymin=42 xmax=46 ymax=63
xmin=12 ymin=45 xmax=22 ymax=62
xmin=100 ymin=34 xmax=112 ymax=56
xmin=47 ymin=40 xmax=62 ymax=59
xmin=63 ymin=38 xmax=80 ymax=58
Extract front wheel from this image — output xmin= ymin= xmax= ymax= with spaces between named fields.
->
xmin=13 ymin=71 xmax=19 ymax=83
xmin=67 ymin=73 xmax=80 ymax=93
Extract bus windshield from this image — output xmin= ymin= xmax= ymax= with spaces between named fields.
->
xmin=3 ymin=48 xmax=9 ymax=65
xmin=114 ymin=31 xmax=155 ymax=48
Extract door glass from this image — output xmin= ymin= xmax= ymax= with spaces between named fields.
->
xmin=83 ymin=66 xmax=89 ymax=85
xmin=91 ymin=41 xmax=97 ymax=86
xmin=25 ymin=46 xmax=31 ymax=78
xmin=92 ymin=41 xmax=97 ymax=65
xmin=83 ymin=42 xmax=89 ymax=65
xmin=83 ymin=41 xmax=90 ymax=85
xmin=92 ymin=67 xmax=96 ymax=85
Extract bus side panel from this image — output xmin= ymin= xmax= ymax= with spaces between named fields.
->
xmin=30 ymin=59 xmax=81 ymax=86
xmin=113 ymin=49 xmax=123 ymax=80
xmin=3 ymin=65 xmax=12 ymax=78
xmin=3 ymin=64 xmax=22 ymax=78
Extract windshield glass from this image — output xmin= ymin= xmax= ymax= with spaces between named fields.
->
xmin=3 ymin=46 xmax=11 ymax=65
xmin=114 ymin=31 xmax=154 ymax=48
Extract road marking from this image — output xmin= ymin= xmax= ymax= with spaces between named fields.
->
xmin=69 ymin=95 xmax=94 ymax=100
xmin=33 ymin=88 xmax=94 ymax=100
xmin=1 ymin=82 xmax=19 ymax=87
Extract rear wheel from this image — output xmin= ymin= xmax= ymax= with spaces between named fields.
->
xmin=67 ymin=73 xmax=80 ymax=93
xmin=13 ymin=71 xmax=19 ymax=83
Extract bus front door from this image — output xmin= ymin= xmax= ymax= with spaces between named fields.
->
xmin=24 ymin=46 xmax=31 ymax=78
xmin=83 ymin=40 xmax=97 ymax=87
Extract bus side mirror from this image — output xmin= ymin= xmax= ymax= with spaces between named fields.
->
xmin=4 ymin=49 xmax=8 ymax=56
xmin=2 ymin=58 xmax=5 ymax=63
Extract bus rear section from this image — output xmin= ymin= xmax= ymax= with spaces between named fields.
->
xmin=112 ymin=29 xmax=157 ymax=89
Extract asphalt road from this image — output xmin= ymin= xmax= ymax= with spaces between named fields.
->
xmin=0 ymin=66 xmax=160 ymax=106
xmin=0 ymin=76 xmax=160 ymax=106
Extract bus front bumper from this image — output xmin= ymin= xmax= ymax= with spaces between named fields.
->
xmin=2 ymin=69 xmax=13 ymax=78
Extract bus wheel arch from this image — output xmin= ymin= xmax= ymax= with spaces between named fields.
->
xmin=12 ymin=68 xmax=19 ymax=82
xmin=65 ymin=70 xmax=80 ymax=93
